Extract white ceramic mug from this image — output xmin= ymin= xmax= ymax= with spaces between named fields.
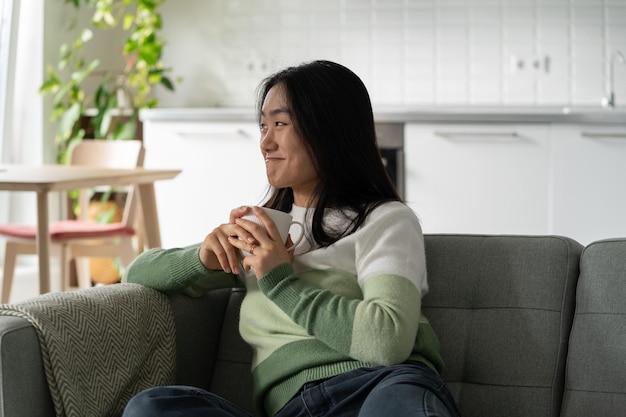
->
xmin=240 ymin=207 xmax=304 ymax=254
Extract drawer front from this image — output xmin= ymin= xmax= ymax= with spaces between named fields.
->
xmin=405 ymin=123 xmax=551 ymax=235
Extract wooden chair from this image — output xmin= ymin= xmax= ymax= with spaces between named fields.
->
xmin=0 ymin=140 xmax=145 ymax=303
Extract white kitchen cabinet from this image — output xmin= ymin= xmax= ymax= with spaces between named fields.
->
xmin=550 ymin=124 xmax=626 ymax=245
xmin=142 ymin=121 xmax=268 ymax=248
xmin=143 ymin=112 xmax=626 ymax=248
xmin=405 ymin=123 xmax=551 ymax=235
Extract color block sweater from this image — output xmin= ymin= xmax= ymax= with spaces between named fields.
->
xmin=123 ymin=201 xmax=444 ymax=417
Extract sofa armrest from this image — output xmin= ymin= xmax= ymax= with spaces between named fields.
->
xmin=169 ymin=288 xmax=233 ymax=389
xmin=0 ymin=285 xmax=233 ymax=417
xmin=0 ymin=316 xmax=54 ymax=417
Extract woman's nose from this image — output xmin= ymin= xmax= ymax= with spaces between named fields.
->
xmin=260 ymin=129 xmax=275 ymax=151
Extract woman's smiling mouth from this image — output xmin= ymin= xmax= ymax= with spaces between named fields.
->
xmin=265 ymin=155 xmax=283 ymax=163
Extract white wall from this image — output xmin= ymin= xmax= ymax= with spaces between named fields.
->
xmin=153 ymin=0 xmax=626 ymax=109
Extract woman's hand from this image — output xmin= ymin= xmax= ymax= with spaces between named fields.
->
xmin=228 ymin=206 xmax=294 ymax=278
xmin=198 ymin=206 xmax=257 ymax=275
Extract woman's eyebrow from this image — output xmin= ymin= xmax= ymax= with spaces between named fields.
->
xmin=261 ymin=107 xmax=291 ymax=117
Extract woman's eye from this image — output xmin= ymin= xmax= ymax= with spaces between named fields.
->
xmin=259 ymin=121 xmax=287 ymax=131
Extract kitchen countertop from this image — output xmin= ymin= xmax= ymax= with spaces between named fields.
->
xmin=140 ymin=106 xmax=626 ymax=124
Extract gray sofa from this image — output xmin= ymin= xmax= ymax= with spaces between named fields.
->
xmin=1 ymin=234 xmax=625 ymax=417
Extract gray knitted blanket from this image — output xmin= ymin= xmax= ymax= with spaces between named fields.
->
xmin=0 ymin=283 xmax=176 ymax=417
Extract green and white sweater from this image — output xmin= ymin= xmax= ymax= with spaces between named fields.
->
xmin=123 ymin=201 xmax=444 ymax=417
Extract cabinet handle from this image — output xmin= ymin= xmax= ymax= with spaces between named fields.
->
xmin=176 ymin=129 xmax=253 ymax=140
xmin=581 ymin=132 xmax=626 ymax=139
xmin=434 ymin=131 xmax=521 ymax=141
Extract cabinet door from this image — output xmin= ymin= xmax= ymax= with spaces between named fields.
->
xmin=143 ymin=121 xmax=267 ymax=248
xmin=405 ymin=123 xmax=551 ymax=235
xmin=551 ymin=124 xmax=626 ymax=245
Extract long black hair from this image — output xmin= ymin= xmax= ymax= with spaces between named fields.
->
xmin=257 ymin=60 xmax=401 ymax=248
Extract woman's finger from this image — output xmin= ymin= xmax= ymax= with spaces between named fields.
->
xmin=220 ymin=234 xmax=244 ymax=275
xmin=228 ymin=206 xmax=251 ymax=223
xmin=235 ymin=216 xmax=271 ymax=245
xmin=250 ymin=206 xmax=283 ymax=243
xmin=202 ymin=228 xmax=238 ymax=274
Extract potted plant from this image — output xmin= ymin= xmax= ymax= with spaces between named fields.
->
xmin=39 ymin=0 xmax=178 ymax=283
xmin=39 ymin=0 xmax=177 ymax=164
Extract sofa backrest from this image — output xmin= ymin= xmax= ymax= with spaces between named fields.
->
xmin=172 ymin=235 xmax=584 ymax=417
xmin=560 ymin=238 xmax=626 ymax=417
xmin=422 ymin=235 xmax=583 ymax=417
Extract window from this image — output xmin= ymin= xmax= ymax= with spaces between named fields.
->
xmin=0 ymin=0 xmax=19 ymax=160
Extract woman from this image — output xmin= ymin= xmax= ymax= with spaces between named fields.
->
xmin=122 ymin=60 xmax=460 ymax=417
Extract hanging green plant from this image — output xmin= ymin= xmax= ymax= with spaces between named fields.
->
xmin=39 ymin=0 xmax=178 ymax=164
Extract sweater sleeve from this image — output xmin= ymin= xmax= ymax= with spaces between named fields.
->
xmin=122 ymin=244 xmax=238 ymax=296
xmin=257 ymin=205 xmax=425 ymax=366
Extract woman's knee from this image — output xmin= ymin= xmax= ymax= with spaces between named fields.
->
xmin=122 ymin=386 xmax=215 ymax=416
xmin=360 ymin=364 xmax=459 ymax=417
xmin=122 ymin=386 xmax=251 ymax=417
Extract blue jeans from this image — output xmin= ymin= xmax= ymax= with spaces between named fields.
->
xmin=122 ymin=362 xmax=460 ymax=417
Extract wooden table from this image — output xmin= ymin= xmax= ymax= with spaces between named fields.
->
xmin=0 ymin=164 xmax=181 ymax=294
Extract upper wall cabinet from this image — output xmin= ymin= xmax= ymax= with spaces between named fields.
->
xmin=142 ymin=120 xmax=267 ymax=248
xmin=550 ymin=124 xmax=626 ymax=245
xmin=405 ymin=123 xmax=552 ymax=236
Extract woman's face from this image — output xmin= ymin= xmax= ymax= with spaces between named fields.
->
xmin=260 ymin=83 xmax=319 ymax=206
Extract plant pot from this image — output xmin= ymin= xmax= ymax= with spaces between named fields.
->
xmin=87 ymin=196 xmax=124 ymax=284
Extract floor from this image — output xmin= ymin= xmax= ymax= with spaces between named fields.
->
xmin=3 ymin=262 xmax=63 ymax=304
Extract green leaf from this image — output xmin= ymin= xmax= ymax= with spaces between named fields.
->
xmin=98 ymin=110 xmax=114 ymax=138
xmin=59 ymin=44 xmax=72 ymax=69
xmin=39 ymin=79 xmax=60 ymax=95
xmin=80 ymin=28 xmax=93 ymax=43
xmin=57 ymin=102 xmax=82 ymax=141
xmin=109 ymin=118 xmax=137 ymax=140
xmin=123 ymin=37 xmax=138 ymax=55
xmin=138 ymin=44 xmax=160 ymax=66
xmin=53 ymin=59 xmax=99 ymax=104
xmin=39 ymin=68 xmax=62 ymax=94
xmin=50 ymin=103 xmax=67 ymax=121
xmin=94 ymin=77 xmax=113 ymax=109
xmin=159 ymin=75 xmax=174 ymax=91
xmin=71 ymin=59 xmax=100 ymax=84
xmin=123 ymin=13 xmax=134 ymax=30
xmin=56 ymin=130 xmax=84 ymax=165
xmin=56 ymin=148 xmax=69 ymax=165
xmin=66 ymin=135 xmax=85 ymax=158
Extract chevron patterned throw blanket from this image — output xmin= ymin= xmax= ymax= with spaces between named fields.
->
xmin=0 ymin=283 xmax=176 ymax=417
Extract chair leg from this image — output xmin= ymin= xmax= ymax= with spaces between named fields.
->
xmin=1 ymin=243 xmax=18 ymax=304
xmin=60 ymin=245 xmax=71 ymax=292
xmin=75 ymin=257 xmax=92 ymax=289
xmin=118 ymin=238 xmax=137 ymax=267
